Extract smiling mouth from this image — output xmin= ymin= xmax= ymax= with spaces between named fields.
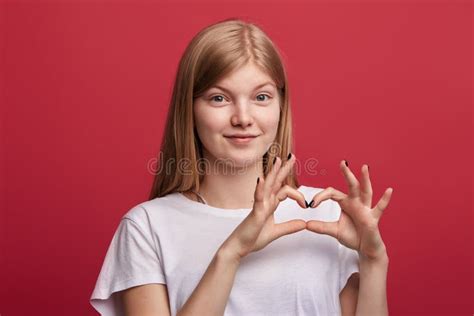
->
xmin=225 ymin=136 xmax=257 ymax=138
xmin=224 ymin=135 xmax=258 ymax=144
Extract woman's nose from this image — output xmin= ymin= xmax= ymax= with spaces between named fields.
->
xmin=230 ymin=101 xmax=254 ymax=127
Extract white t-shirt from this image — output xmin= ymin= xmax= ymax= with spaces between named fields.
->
xmin=90 ymin=185 xmax=360 ymax=316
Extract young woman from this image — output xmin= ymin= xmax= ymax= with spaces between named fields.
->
xmin=90 ymin=18 xmax=393 ymax=316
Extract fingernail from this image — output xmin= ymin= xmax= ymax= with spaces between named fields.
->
xmin=344 ymin=160 xmax=349 ymax=167
xmin=287 ymin=152 xmax=292 ymax=160
xmin=257 ymin=177 xmax=259 ymax=184
xmin=304 ymin=200 xmax=309 ymax=208
xmin=273 ymin=157 xmax=277 ymax=164
xmin=309 ymin=200 xmax=315 ymax=208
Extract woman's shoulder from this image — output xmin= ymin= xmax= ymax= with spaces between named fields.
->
xmin=121 ymin=192 xmax=182 ymax=224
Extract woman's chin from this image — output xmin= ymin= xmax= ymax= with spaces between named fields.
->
xmin=220 ymin=155 xmax=261 ymax=169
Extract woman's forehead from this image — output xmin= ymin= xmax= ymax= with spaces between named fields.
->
xmin=211 ymin=63 xmax=275 ymax=87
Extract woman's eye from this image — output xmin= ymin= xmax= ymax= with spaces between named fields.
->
xmin=256 ymin=94 xmax=271 ymax=102
xmin=210 ymin=95 xmax=226 ymax=103
xmin=209 ymin=94 xmax=271 ymax=104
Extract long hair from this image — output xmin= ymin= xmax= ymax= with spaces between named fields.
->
xmin=149 ymin=18 xmax=299 ymax=200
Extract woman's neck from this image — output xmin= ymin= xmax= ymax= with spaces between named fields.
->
xmin=191 ymin=161 xmax=264 ymax=210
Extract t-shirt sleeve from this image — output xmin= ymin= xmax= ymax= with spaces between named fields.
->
xmin=338 ymin=241 xmax=360 ymax=293
xmin=90 ymin=212 xmax=166 ymax=316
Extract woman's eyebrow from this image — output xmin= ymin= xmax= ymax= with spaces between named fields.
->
xmin=211 ymin=82 xmax=275 ymax=93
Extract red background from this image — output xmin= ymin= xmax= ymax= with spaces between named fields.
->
xmin=1 ymin=1 xmax=472 ymax=315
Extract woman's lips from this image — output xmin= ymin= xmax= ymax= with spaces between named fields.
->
xmin=225 ymin=136 xmax=257 ymax=144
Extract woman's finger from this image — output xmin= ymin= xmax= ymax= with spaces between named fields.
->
xmin=360 ymin=164 xmax=373 ymax=207
xmin=340 ymin=160 xmax=360 ymax=198
xmin=307 ymin=186 xmax=348 ymax=210
xmin=372 ymin=187 xmax=393 ymax=220
xmin=306 ymin=219 xmax=338 ymax=239
xmin=254 ymin=175 xmax=264 ymax=203
xmin=263 ymin=156 xmax=282 ymax=197
xmin=271 ymin=219 xmax=307 ymax=242
xmin=275 ymin=184 xmax=307 ymax=210
xmin=272 ymin=153 xmax=295 ymax=194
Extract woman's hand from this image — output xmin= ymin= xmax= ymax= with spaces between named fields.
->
xmin=306 ymin=161 xmax=393 ymax=261
xmin=221 ymin=154 xmax=308 ymax=261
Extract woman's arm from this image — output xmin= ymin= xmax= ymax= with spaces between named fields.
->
xmin=305 ymin=162 xmax=393 ymax=316
xmin=355 ymin=250 xmax=389 ymax=316
xmin=121 ymin=283 xmax=171 ymax=316
xmin=176 ymin=245 xmax=241 ymax=316
xmin=340 ymin=273 xmax=359 ymax=315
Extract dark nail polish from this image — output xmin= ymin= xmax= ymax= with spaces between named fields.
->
xmin=305 ymin=200 xmax=309 ymax=208
xmin=287 ymin=152 xmax=292 ymax=160
xmin=273 ymin=157 xmax=277 ymax=164
xmin=309 ymin=200 xmax=315 ymax=208
xmin=257 ymin=177 xmax=259 ymax=184
xmin=345 ymin=160 xmax=349 ymax=167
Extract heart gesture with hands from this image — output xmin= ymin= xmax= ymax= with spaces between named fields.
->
xmin=221 ymin=156 xmax=393 ymax=264
xmin=306 ymin=160 xmax=393 ymax=261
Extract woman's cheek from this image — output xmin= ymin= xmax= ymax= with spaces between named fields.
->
xmin=266 ymin=107 xmax=280 ymax=129
xmin=196 ymin=108 xmax=224 ymax=130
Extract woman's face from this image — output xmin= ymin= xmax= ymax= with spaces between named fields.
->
xmin=193 ymin=62 xmax=281 ymax=169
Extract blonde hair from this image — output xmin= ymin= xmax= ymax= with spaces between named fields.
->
xmin=149 ymin=18 xmax=299 ymax=200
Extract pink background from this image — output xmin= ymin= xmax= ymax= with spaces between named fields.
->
xmin=1 ymin=1 xmax=472 ymax=315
